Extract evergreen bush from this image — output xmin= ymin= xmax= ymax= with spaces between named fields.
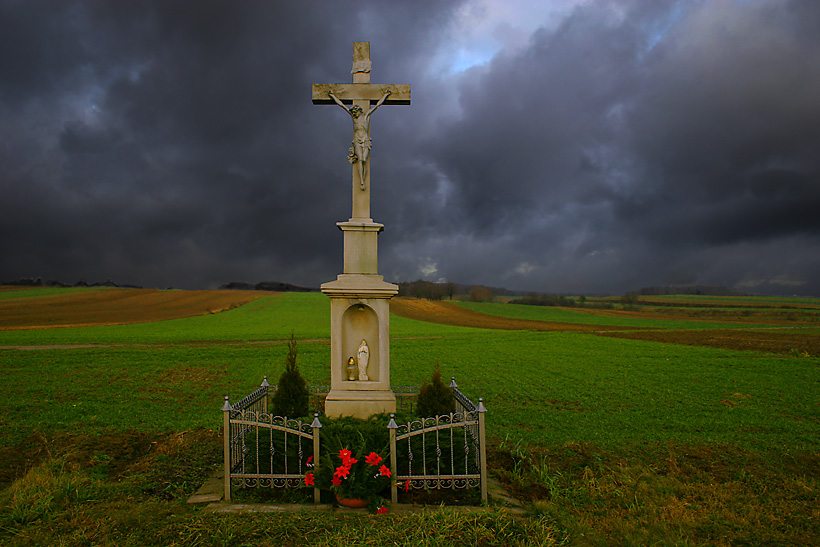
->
xmin=416 ymin=363 xmax=454 ymax=417
xmin=270 ymin=332 xmax=309 ymax=417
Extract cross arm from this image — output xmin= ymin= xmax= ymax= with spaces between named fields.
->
xmin=312 ymin=83 xmax=411 ymax=105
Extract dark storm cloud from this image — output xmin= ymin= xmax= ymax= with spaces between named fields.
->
xmin=0 ymin=0 xmax=460 ymax=288
xmin=2 ymin=0 xmax=820 ymax=295
xmin=380 ymin=0 xmax=820 ymax=294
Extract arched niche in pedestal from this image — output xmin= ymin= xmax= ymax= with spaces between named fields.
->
xmin=341 ymin=303 xmax=379 ymax=382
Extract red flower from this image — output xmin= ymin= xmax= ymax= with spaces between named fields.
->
xmin=331 ymin=475 xmax=342 ymax=486
xmin=365 ymin=452 xmax=383 ymax=466
xmin=306 ymin=455 xmax=314 ymax=468
xmin=375 ymin=505 xmax=388 ymax=515
xmin=378 ymin=464 xmax=391 ymax=478
xmin=403 ymin=480 xmax=411 ymax=492
xmin=339 ymin=448 xmax=357 ymax=467
xmin=334 ymin=465 xmax=350 ymax=479
xmin=304 ymin=473 xmax=315 ymax=486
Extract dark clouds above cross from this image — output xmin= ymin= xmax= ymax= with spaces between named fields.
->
xmin=2 ymin=0 xmax=820 ymax=296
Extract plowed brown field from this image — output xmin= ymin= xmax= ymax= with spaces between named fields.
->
xmin=570 ymin=306 xmax=818 ymax=325
xmin=0 ymin=288 xmax=267 ymax=330
xmin=597 ymin=327 xmax=820 ymax=356
xmin=613 ymin=297 xmax=819 ymax=310
xmin=390 ymin=298 xmax=633 ymax=332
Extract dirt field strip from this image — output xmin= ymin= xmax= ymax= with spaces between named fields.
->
xmin=0 ymin=286 xmax=31 ymax=293
xmin=390 ymin=298 xmax=636 ymax=332
xmin=596 ymin=327 xmax=820 ymax=356
xmin=568 ymin=305 xmax=818 ymax=325
xmin=615 ymin=297 xmax=820 ymax=310
xmin=0 ymin=288 xmax=271 ymax=330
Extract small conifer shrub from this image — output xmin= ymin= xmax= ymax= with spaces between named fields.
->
xmin=416 ymin=362 xmax=454 ymax=417
xmin=270 ymin=332 xmax=309 ymax=417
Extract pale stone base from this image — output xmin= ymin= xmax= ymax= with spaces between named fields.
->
xmin=324 ymin=389 xmax=397 ymax=419
xmin=321 ymin=272 xmax=398 ymax=419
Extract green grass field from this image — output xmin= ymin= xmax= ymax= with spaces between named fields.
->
xmin=1 ymin=288 xmax=818 ymax=546
xmin=457 ymin=301 xmax=755 ymax=329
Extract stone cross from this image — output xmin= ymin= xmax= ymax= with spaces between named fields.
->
xmin=314 ymin=43 xmax=409 ymax=418
xmin=312 ymin=42 xmax=410 ymax=220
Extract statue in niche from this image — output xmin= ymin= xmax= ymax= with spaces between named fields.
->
xmin=328 ymin=89 xmax=391 ymax=190
xmin=357 ymin=339 xmax=370 ymax=381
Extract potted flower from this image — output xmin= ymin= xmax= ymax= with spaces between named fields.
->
xmin=307 ymin=424 xmax=393 ymax=513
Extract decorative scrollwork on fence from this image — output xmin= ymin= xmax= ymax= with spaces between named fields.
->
xmin=224 ymin=395 xmax=321 ymax=501
xmin=390 ymin=407 xmax=484 ymax=501
xmin=223 ymin=376 xmax=486 ymax=504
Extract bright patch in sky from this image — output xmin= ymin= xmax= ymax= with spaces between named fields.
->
xmin=448 ymin=46 xmax=496 ymax=73
xmin=432 ymin=0 xmax=591 ymax=74
xmin=514 ymin=262 xmax=536 ymax=275
xmin=643 ymin=2 xmax=685 ymax=52
xmin=419 ymin=259 xmax=438 ymax=278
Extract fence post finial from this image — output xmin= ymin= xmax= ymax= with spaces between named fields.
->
xmin=222 ymin=395 xmax=232 ymax=502
xmin=477 ymin=397 xmax=488 ymax=503
xmin=311 ymin=412 xmax=322 ymax=504
xmin=388 ymin=413 xmax=399 ymax=505
xmin=261 ymin=377 xmax=270 ymax=414
xmin=449 ymin=376 xmax=458 ymax=388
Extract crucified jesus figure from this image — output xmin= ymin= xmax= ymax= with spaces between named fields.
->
xmin=328 ymin=89 xmax=392 ymax=190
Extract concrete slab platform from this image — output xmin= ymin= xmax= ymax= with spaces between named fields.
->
xmin=187 ymin=471 xmax=224 ymax=504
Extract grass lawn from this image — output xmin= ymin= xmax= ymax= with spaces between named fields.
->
xmin=1 ymin=288 xmax=818 ymax=545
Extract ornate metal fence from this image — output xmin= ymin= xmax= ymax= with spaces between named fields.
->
xmin=222 ymin=377 xmax=322 ymax=502
xmin=388 ymin=377 xmax=487 ymax=503
xmin=222 ymin=376 xmax=486 ymax=504
xmin=392 ymin=385 xmax=420 ymax=413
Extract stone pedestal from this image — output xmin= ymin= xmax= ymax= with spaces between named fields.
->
xmin=321 ymin=273 xmax=398 ymax=418
xmin=339 ymin=219 xmax=381 ymax=274
xmin=321 ymin=218 xmax=398 ymax=418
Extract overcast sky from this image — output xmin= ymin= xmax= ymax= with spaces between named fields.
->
xmin=2 ymin=0 xmax=819 ymax=295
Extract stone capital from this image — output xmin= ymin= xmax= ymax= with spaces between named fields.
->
xmin=321 ymin=274 xmax=398 ymax=298
xmin=337 ymin=220 xmax=384 ymax=233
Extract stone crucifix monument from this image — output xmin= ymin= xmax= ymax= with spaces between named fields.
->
xmin=313 ymin=42 xmax=410 ymax=418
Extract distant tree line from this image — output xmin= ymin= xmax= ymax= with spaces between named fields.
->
xmin=512 ymin=293 xmax=618 ymax=309
xmin=467 ymin=285 xmax=494 ymax=302
xmin=515 ymin=293 xmax=580 ymax=307
xmin=220 ymin=281 xmax=318 ymax=292
xmin=397 ymin=280 xmax=455 ymax=300
xmin=627 ymin=285 xmax=749 ymax=297
xmin=512 ymin=285 xmax=752 ymax=309
xmin=2 ymin=277 xmax=141 ymax=288
xmin=396 ymin=280 xmax=502 ymax=302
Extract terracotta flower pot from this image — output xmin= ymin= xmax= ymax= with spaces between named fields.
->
xmin=336 ymin=495 xmax=368 ymax=508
